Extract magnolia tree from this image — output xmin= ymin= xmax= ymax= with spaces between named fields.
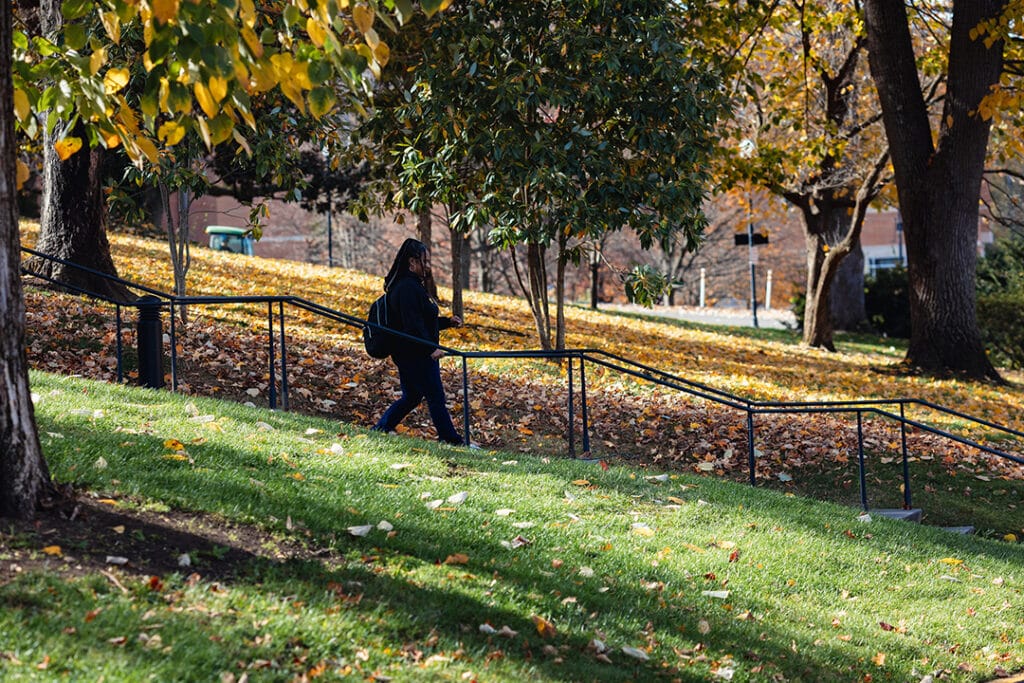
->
xmin=1 ymin=0 xmax=446 ymax=519
xmin=356 ymin=0 xmax=729 ymax=350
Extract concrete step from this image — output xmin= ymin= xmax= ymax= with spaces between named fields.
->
xmin=872 ymin=508 xmax=923 ymax=523
xmin=869 ymin=509 xmax=974 ymax=534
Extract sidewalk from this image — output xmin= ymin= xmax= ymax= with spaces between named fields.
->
xmin=600 ymin=302 xmax=797 ymax=330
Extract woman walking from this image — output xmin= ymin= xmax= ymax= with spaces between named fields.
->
xmin=372 ymin=238 xmax=465 ymax=445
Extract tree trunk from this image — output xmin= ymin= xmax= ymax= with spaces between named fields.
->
xmin=512 ymin=243 xmax=552 ymax=350
xmin=829 ymin=240 xmax=866 ymax=332
xmin=864 ymin=0 xmax=1002 ymax=380
xmin=417 ymin=207 xmax=431 ymax=247
xmin=23 ymin=0 xmax=132 ymax=303
xmin=449 ymin=225 xmax=464 ymax=320
xmin=1 ymin=0 xmax=53 ymax=519
xmin=801 ymin=230 xmax=835 ymax=350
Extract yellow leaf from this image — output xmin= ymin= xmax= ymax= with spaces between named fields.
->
xmin=196 ymin=116 xmax=212 ymax=149
xmin=872 ymin=652 xmax=886 ymax=667
xmin=666 ymin=496 xmax=686 ymax=504
xmin=135 ymin=136 xmax=159 ymax=164
xmin=157 ymin=121 xmax=187 ymax=146
xmin=939 ymin=557 xmax=964 ymax=566
xmin=374 ymin=40 xmax=390 ymax=68
xmin=164 ymin=439 xmax=185 ymax=450
xmin=1003 ymin=533 xmax=1017 ymax=543
xmin=163 ymin=453 xmax=189 ymax=461
xmin=14 ymin=88 xmax=30 ymax=122
xmin=241 ymin=26 xmax=263 ymax=58
xmin=16 ymin=159 xmax=30 ymax=191
xmin=239 ymin=0 xmax=256 ymax=27
xmin=571 ymin=479 xmax=590 ymax=486
xmin=289 ymin=472 xmax=305 ymax=481
xmin=207 ymin=76 xmax=228 ymax=103
xmin=100 ymin=11 xmax=121 ymax=44
xmin=89 ymin=47 xmax=107 ymax=76
xmin=104 ymin=68 xmax=130 ymax=95
xmin=97 ymin=499 xmax=118 ymax=506
xmin=152 ymin=0 xmax=180 ymax=25
xmin=530 ymin=615 xmax=557 ymax=639
xmin=444 ymin=553 xmax=469 ymax=565
xmin=307 ymin=18 xmax=327 ymax=48
xmin=352 ymin=3 xmax=374 ymax=34
xmin=194 ymin=82 xmax=218 ymax=119
xmin=632 ymin=526 xmax=655 ymax=537
xmin=42 ymin=545 xmax=63 ymax=556
xmin=101 ymin=129 xmax=121 ymax=149
xmin=54 ymin=137 xmax=83 ymax=161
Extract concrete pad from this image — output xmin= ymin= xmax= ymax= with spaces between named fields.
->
xmin=872 ymin=508 xmax=923 ymax=523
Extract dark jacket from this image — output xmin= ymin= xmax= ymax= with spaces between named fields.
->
xmin=387 ymin=273 xmax=453 ymax=359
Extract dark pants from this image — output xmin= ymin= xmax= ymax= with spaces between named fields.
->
xmin=374 ymin=355 xmax=463 ymax=444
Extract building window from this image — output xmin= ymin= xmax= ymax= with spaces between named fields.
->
xmin=868 ymin=256 xmax=904 ymax=278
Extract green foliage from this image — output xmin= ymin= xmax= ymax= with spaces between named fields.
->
xmin=623 ymin=264 xmax=670 ymax=307
xmin=864 ymin=267 xmax=910 ymax=339
xmin=358 ymin=0 xmax=728 ymax=257
xmin=978 ymin=234 xmax=1024 ymax=296
xmin=978 ymin=292 xmax=1024 ymax=369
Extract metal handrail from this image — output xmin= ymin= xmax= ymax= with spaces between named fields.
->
xmin=21 ymin=246 xmax=1023 ymax=519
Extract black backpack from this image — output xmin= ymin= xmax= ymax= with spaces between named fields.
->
xmin=363 ymin=294 xmax=394 ymax=359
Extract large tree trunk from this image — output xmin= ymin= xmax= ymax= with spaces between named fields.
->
xmin=829 ymin=238 xmax=866 ymax=331
xmin=23 ymin=0 xmax=131 ymax=303
xmin=864 ymin=0 xmax=1002 ymax=380
xmin=1 ymin=0 xmax=53 ymax=519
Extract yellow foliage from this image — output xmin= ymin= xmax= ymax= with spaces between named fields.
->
xmin=152 ymin=0 xmax=180 ymax=25
xmin=103 ymin=68 xmax=131 ymax=95
xmin=53 ymin=137 xmax=83 ymax=160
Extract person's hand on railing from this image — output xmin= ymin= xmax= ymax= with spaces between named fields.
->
xmin=431 ymin=349 xmax=446 ymax=360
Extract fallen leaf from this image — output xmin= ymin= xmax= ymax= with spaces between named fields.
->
xmin=41 ymin=545 xmax=62 ymax=557
xmin=447 ymin=491 xmax=468 ymax=505
xmin=444 ymin=553 xmax=469 ymax=565
xmin=531 ymin=615 xmax=557 ymax=638
xmin=621 ymin=646 xmax=649 ymax=661
xmin=347 ymin=525 xmax=373 ymax=537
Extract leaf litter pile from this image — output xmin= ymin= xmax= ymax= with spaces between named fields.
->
xmin=23 ymin=233 xmax=1024 ymax=495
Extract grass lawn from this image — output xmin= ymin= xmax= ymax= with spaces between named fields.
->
xmin=1 ymin=373 xmax=1022 ymax=682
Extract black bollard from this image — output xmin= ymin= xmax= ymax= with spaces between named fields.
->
xmin=136 ymin=295 xmax=165 ymax=389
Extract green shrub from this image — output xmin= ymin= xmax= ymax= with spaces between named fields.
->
xmin=864 ymin=267 xmax=910 ymax=339
xmin=978 ymin=292 xmax=1024 ymax=369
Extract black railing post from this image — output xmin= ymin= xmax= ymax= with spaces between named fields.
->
xmin=462 ymin=356 xmax=471 ymax=446
xmin=746 ymin=409 xmax=756 ymax=485
xmin=900 ymin=403 xmax=911 ymax=509
xmin=278 ymin=301 xmax=289 ymax=411
xmin=857 ymin=411 xmax=868 ymax=511
xmin=567 ymin=356 xmax=576 ymax=458
xmin=580 ymin=354 xmax=591 ymax=456
xmin=168 ymin=301 xmax=178 ymax=391
xmin=267 ymin=302 xmax=277 ymax=410
xmin=136 ymin=295 xmax=164 ymax=389
xmin=115 ymin=304 xmax=124 ymax=384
